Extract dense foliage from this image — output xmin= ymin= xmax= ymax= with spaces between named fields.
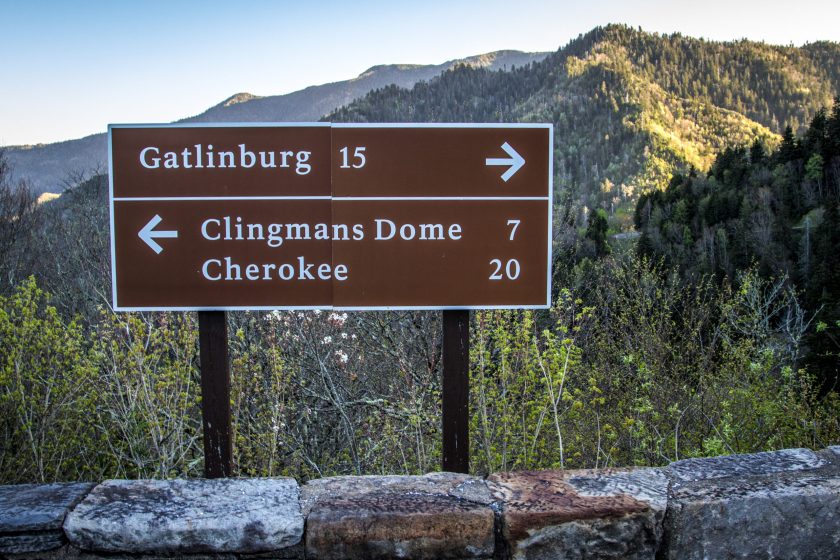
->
xmin=2 ymin=255 xmax=837 ymax=483
xmin=636 ymin=99 xmax=840 ymax=388
xmin=471 ymin=260 xmax=838 ymax=473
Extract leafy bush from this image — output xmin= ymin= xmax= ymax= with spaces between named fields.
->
xmin=470 ymin=256 xmax=840 ymax=473
xmin=1 ymin=268 xmax=837 ymax=483
xmin=91 ymin=311 xmax=202 ymax=479
xmin=0 ymin=278 xmax=100 ymax=482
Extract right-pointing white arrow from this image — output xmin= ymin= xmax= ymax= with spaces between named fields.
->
xmin=138 ymin=214 xmax=178 ymax=254
xmin=486 ymin=141 xmax=525 ymax=182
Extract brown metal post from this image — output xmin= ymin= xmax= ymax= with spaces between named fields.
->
xmin=442 ymin=309 xmax=470 ymax=473
xmin=198 ymin=310 xmax=233 ymax=478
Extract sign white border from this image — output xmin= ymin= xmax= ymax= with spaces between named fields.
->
xmin=109 ymin=122 xmax=553 ymax=312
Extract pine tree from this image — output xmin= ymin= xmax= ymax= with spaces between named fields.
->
xmin=585 ymin=209 xmax=611 ymax=257
xmin=777 ymin=126 xmax=801 ymax=162
xmin=750 ymin=138 xmax=767 ymax=164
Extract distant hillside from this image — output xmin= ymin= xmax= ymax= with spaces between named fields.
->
xmin=4 ymin=133 xmax=108 ymax=194
xmin=2 ymin=50 xmax=548 ymax=195
xmin=184 ymin=50 xmax=547 ymax=123
xmin=331 ymin=25 xmax=840 ymax=230
xmin=7 ymin=25 xmax=840 ymax=207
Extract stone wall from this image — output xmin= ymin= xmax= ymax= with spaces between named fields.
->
xmin=1 ymin=446 xmax=839 ymax=560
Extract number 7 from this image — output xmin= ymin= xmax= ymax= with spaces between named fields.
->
xmin=507 ymin=219 xmax=520 ymax=241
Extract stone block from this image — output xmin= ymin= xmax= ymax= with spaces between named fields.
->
xmin=667 ymin=448 xmax=825 ymax=483
xmin=488 ymin=468 xmax=668 ymax=560
xmin=302 ymin=472 xmax=495 ymax=559
xmin=662 ymin=448 xmax=840 ymax=559
xmin=0 ymin=482 xmax=93 ymax=554
xmin=63 ymin=478 xmax=302 ymax=554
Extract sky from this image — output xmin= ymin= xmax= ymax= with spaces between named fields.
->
xmin=2 ymin=0 xmax=839 ymax=146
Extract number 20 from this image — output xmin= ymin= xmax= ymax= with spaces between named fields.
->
xmin=489 ymin=259 xmax=521 ymax=280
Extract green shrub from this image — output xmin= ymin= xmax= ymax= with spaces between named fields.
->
xmin=470 ymin=257 xmax=840 ymax=473
xmin=0 ymin=278 xmax=101 ymax=482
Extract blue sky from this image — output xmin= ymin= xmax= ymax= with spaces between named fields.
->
xmin=2 ymin=0 xmax=838 ymax=146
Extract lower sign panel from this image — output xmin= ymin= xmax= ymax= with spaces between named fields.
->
xmin=112 ymin=199 xmax=334 ymax=309
xmin=332 ymin=199 xmax=549 ymax=309
xmin=112 ymin=199 xmax=549 ymax=310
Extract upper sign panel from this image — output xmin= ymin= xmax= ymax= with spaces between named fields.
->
xmin=110 ymin=124 xmax=332 ymax=198
xmin=332 ymin=124 xmax=550 ymax=197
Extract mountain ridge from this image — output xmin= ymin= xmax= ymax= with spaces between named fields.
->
xmin=179 ymin=50 xmax=547 ymax=123
xmin=4 ymin=49 xmax=548 ymax=194
xmin=330 ymin=25 xmax=838 ymax=230
xmin=5 ymin=26 xmax=840 ymax=203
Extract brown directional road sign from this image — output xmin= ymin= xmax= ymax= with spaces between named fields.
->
xmin=109 ymin=123 xmax=553 ymax=310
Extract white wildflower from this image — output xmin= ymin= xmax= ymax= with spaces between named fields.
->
xmin=328 ymin=312 xmax=347 ymax=326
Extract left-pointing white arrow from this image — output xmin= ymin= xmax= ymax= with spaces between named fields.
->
xmin=486 ymin=141 xmax=526 ymax=182
xmin=138 ymin=214 xmax=178 ymax=254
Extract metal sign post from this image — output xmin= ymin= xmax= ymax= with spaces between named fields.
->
xmin=442 ymin=309 xmax=470 ymax=473
xmin=198 ymin=311 xmax=232 ymax=478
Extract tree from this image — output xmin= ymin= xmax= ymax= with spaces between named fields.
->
xmin=777 ymin=126 xmax=801 ymax=163
xmin=803 ymin=108 xmax=828 ymax=156
xmin=749 ymin=138 xmax=766 ymax=164
xmin=827 ymin=97 xmax=840 ymax=158
xmin=0 ymin=151 xmax=38 ymax=292
xmin=806 ymin=202 xmax=840 ymax=389
xmin=585 ymin=209 xmax=611 ymax=257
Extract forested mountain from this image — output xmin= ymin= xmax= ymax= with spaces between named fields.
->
xmin=635 ymin=101 xmax=840 ymax=387
xmin=332 ymin=25 xmax=840 ymax=232
xmin=2 ymin=50 xmax=547 ymax=195
xmin=8 ymin=26 xmax=840 ymax=202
